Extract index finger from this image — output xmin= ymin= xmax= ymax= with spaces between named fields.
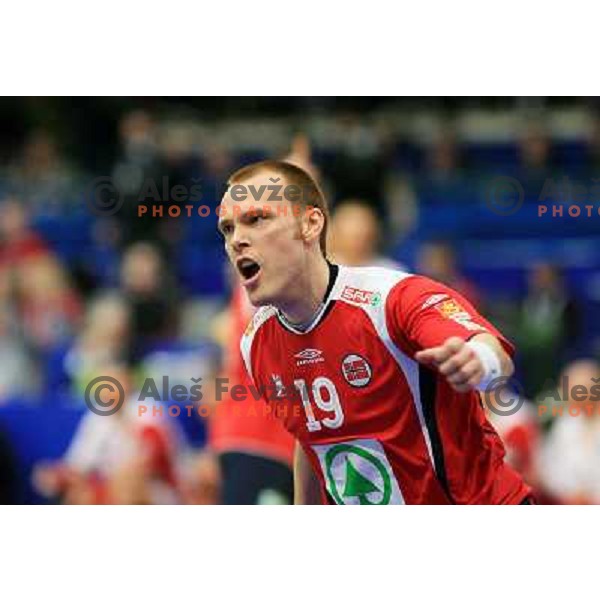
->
xmin=415 ymin=345 xmax=447 ymax=365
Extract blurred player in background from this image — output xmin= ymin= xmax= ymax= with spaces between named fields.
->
xmin=33 ymin=365 xmax=183 ymax=504
xmin=209 ymin=281 xmax=295 ymax=504
xmin=327 ymin=199 xmax=403 ymax=270
xmin=218 ymin=160 xmax=532 ymax=505
xmin=537 ymin=359 xmax=600 ymax=504
xmin=484 ymin=386 xmax=541 ymax=489
xmin=517 ymin=263 xmax=581 ymax=397
xmin=417 ymin=241 xmax=482 ymax=308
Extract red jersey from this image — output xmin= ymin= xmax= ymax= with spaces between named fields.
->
xmin=210 ymin=284 xmax=295 ymax=465
xmin=240 ymin=264 xmax=530 ymax=505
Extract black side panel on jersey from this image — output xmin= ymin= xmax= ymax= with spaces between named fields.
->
xmin=418 ymin=366 xmax=455 ymax=504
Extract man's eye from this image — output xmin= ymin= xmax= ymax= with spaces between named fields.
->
xmin=221 ymin=225 xmax=233 ymax=236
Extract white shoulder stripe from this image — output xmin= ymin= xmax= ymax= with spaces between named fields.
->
xmin=334 ymin=265 xmax=437 ymax=472
xmin=360 ymin=303 xmax=435 ymax=470
xmin=240 ymin=305 xmax=276 ymax=382
xmin=332 ymin=265 xmax=413 ymax=305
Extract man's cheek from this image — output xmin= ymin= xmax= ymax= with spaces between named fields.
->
xmin=269 ymin=222 xmax=299 ymax=247
xmin=225 ymin=245 xmax=233 ymax=260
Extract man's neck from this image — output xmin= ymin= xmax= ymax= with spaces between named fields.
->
xmin=278 ymin=256 xmax=332 ymax=325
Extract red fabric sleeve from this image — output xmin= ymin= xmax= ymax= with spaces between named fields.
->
xmin=139 ymin=425 xmax=177 ymax=487
xmin=386 ymin=275 xmax=514 ymax=357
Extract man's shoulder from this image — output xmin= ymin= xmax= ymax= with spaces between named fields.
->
xmin=332 ymin=266 xmax=451 ymax=315
xmin=242 ymin=305 xmax=277 ymax=340
xmin=333 ymin=267 xmax=466 ymax=331
xmin=333 ymin=265 xmax=413 ymax=306
xmin=239 ymin=305 xmax=278 ymax=379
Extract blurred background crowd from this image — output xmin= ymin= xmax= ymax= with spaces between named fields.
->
xmin=0 ymin=97 xmax=599 ymax=504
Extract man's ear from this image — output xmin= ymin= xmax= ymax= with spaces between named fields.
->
xmin=302 ymin=207 xmax=324 ymax=243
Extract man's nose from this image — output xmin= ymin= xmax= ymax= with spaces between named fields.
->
xmin=231 ymin=227 xmax=250 ymax=252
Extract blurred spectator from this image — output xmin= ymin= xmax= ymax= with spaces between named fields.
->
xmin=184 ymin=450 xmax=221 ymax=505
xmin=416 ymin=241 xmax=483 ymax=307
xmin=519 ymin=126 xmax=553 ymax=173
xmin=0 ymin=302 xmax=37 ymax=401
xmin=324 ymin=112 xmax=387 ymax=216
xmin=63 ymin=293 xmax=131 ymax=395
xmin=284 ymin=133 xmax=321 ymax=182
xmin=33 ymin=364 xmax=184 ymax=504
xmin=184 ymin=143 xmax=234 ymax=248
xmin=517 ymin=263 xmax=581 ymax=397
xmin=537 ymin=359 xmax=600 ymax=504
xmin=284 ymin=133 xmax=336 ymax=219
xmin=200 ymin=143 xmax=234 ymax=200
xmin=413 ymin=130 xmax=475 ymax=206
xmin=158 ymin=124 xmax=200 ymax=247
xmin=110 ymin=110 xmax=165 ymax=247
xmin=327 ymin=200 xmax=402 ymax=269
xmin=120 ymin=242 xmax=178 ymax=358
xmin=516 ymin=125 xmax=557 ymax=199
xmin=0 ymin=198 xmax=72 ymax=352
xmin=428 ymin=131 xmax=461 ymax=178
xmin=485 ymin=387 xmax=541 ymax=490
xmin=0 ymin=197 xmax=49 ymax=269
xmin=14 ymin=255 xmax=81 ymax=354
xmin=6 ymin=130 xmax=78 ymax=211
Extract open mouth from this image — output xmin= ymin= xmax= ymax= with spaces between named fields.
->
xmin=236 ymin=257 xmax=261 ymax=284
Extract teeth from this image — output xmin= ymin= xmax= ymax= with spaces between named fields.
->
xmin=239 ymin=258 xmax=257 ymax=269
xmin=237 ymin=258 xmax=260 ymax=281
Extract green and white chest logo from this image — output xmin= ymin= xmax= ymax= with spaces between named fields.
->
xmin=312 ymin=438 xmax=404 ymax=505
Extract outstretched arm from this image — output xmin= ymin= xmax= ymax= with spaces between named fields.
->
xmin=386 ymin=276 xmax=515 ymax=394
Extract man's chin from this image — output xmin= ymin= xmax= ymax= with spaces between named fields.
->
xmin=245 ymin=288 xmax=269 ymax=308
xmin=247 ymin=285 xmax=284 ymax=309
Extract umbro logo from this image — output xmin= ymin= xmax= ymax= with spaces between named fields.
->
xmin=295 ymin=348 xmax=325 ymax=366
